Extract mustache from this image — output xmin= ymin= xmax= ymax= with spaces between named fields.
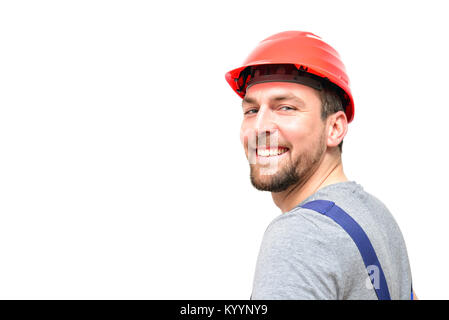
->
xmin=242 ymin=132 xmax=288 ymax=150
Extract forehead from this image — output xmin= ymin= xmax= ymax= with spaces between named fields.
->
xmin=243 ymin=82 xmax=320 ymax=105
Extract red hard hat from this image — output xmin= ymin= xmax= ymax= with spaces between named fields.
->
xmin=225 ymin=31 xmax=354 ymax=123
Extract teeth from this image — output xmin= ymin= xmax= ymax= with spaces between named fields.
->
xmin=257 ymin=148 xmax=288 ymax=157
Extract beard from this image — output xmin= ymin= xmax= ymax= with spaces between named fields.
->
xmin=249 ymin=131 xmax=326 ymax=192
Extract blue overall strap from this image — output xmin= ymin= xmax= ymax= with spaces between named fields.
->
xmin=301 ymin=199 xmax=391 ymax=300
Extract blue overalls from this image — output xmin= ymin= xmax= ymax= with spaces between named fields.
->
xmin=301 ymin=200 xmax=414 ymax=300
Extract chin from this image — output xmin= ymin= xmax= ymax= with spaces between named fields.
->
xmin=249 ymin=160 xmax=301 ymax=192
xmin=250 ymin=172 xmax=293 ymax=193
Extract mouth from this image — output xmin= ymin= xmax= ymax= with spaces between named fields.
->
xmin=255 ymin=146 xmax=289 ymax=158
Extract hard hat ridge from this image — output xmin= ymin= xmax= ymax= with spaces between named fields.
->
xmin=236 ymin=63 xmax=324 ymax=95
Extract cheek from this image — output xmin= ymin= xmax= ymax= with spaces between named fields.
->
xmin=280 ymin=118 xmax=325 ymax=158
xmin=279 ymin=118 xmax=308 ymax=146
xmin=240 ymin=122 xmax=251 ymax=149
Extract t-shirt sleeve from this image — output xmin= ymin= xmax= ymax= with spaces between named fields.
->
xmin=251 ymin=211 xmax=344 ymax=300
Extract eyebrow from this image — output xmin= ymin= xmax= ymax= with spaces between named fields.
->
xmin=242 ymin=94 xmax=305 ymax=107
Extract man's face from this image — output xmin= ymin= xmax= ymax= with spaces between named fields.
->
xmin=240 ymin=82 xmax=327 ymax=192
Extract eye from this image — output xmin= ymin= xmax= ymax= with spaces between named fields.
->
xmin=244 ymin=109 xmax=258 ymax=115
xmin=279 ymin=106 xmax=295 ymax=111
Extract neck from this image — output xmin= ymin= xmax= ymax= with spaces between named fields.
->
xmin=271 ymin=150 xmax=348 ymax=213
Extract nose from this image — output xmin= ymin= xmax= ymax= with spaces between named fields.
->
xmin=240 ymin=106 xmax=279 ymax=151
xmin=255 ymin=105 xmax=277 ymax=133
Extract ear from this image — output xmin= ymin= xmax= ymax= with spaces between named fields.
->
xmin=326 ymin=111 xmax=348 ymax=148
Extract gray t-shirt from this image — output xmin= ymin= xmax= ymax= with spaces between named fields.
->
xmin=251 ymin=181 xmax=412 ymax=300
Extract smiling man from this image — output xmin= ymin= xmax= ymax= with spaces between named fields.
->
xmin=225 ymin=31 xmax=415 ymax=300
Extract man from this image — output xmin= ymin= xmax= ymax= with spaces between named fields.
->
xmin=225 ymin=31 xmax=415 ymax=299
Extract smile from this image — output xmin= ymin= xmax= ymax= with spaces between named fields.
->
xmin=256 ymin=147 xmax=289 ymax=157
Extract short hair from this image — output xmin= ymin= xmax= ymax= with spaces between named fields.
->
xmin=317 ymin=79 xmax=348 ymax=153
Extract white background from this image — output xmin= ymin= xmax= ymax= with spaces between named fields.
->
xmin=0 ymin=0 xmax=447 ymax=299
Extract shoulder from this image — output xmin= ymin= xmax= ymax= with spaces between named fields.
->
xmin=263 ymin=206 xmax=353 ymax=249
xmin=252 ymin=207 xmax=359 ymax=299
